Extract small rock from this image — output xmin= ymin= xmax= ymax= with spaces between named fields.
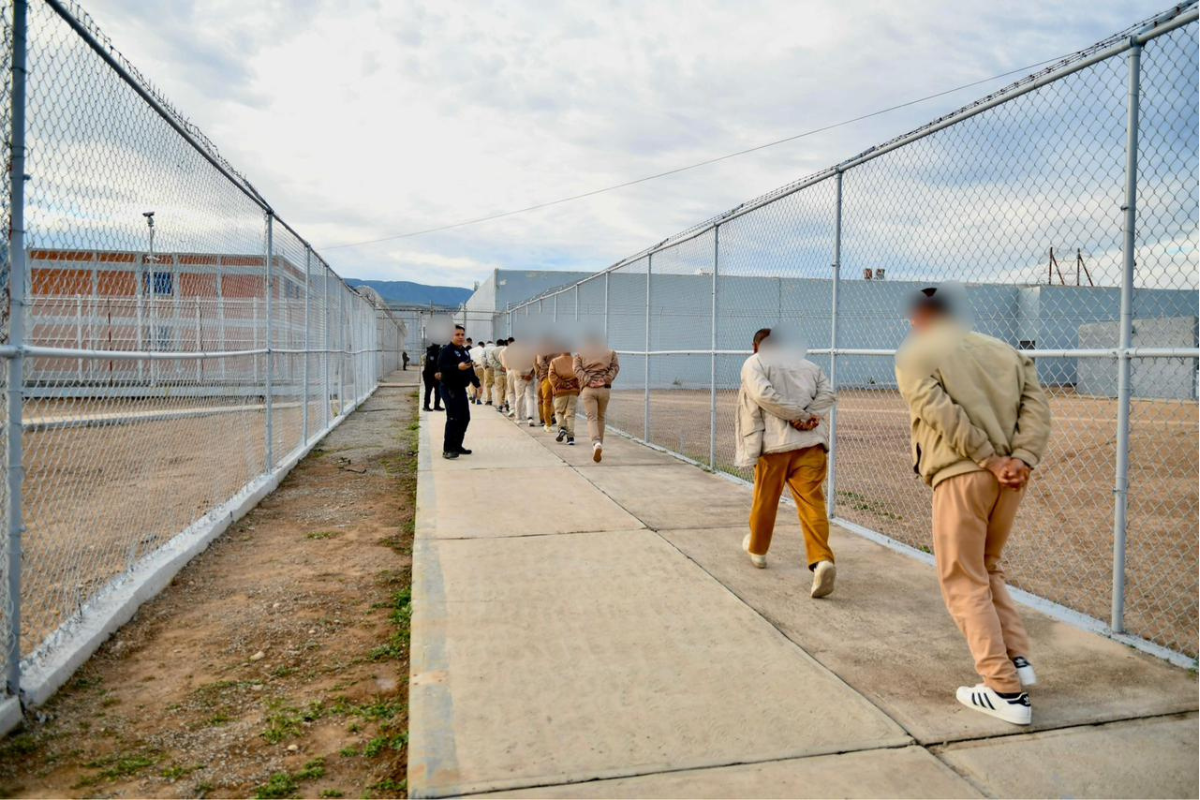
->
xmin=250 ymin=651 xmax=265 ymax=662
xmin=286 ymin=744 xmax=298 ymax=752
xmin=307 ymin=629 xmax=316 ymax=635
xmin=272 ymin=602 xmax=281 ymax=609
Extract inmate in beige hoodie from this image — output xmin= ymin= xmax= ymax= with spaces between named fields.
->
xmin=895 ymin=321 xmax=1052 ymax=488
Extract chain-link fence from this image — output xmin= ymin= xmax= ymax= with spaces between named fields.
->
xmin=501 ymin=4 xmax=1199 ymax=663
xmin=0 ymin=0 xmax=405 ymax=718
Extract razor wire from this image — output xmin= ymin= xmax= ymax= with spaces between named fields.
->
xmin=0 ymin=0 xmax=406 ymax=705
xmin=498 ymin=4 xmax=1199 ymax=661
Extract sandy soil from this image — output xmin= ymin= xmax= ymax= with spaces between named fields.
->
xmin=605 ymin=386 xmax=1199 ymax=657
xmin=0 ymin=379 xmax=418 ymax=799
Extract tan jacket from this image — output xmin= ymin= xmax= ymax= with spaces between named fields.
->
xmin=573 ymin=348 xmax=620 ymax=388
xmin=547 ymin=354 xmax=581 ymax=396
xmin=534 ymin=353 xmax=554 ymax=382
xmin=895 ymin=322 xmax=1052 ymax=487
xmin=734 ymin=350 xmax=836 ymax=468
xmin=487 ymin=345 xmax=506 ymax=373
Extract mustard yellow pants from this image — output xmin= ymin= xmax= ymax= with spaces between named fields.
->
xmin=748 ymin=446 xmax=833 ymax=570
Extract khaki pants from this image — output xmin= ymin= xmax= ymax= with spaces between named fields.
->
xmin=513 ymin=374 xmax=535 ymax=420
xmin=579 ymin=387 xmax=610 ymax=445
xmin=540 ymin=379 xmax=554 ymax=425
xmin=473 ymin=365 xmax=486 ymax=400
xmin=553 ymin=393 xmax=578 ymax=437
xmin=505 ymin=371 xmax=517 ymax=410
xmin=482 ymin=367 xmax=495 ymax=402
xmin=748 ymin=446 xmax=834 ymax=569
xmin=933 ymin=470 xmax=1030 ymax=693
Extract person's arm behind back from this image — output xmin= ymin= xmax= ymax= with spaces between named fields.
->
xmin=742 ymin=356 xmax=811 ymax=421
xmin=604 ymin=351 xmax=620 ymax=385
xmin=896 ymin=358 xmax=995 ymax=465
xmin=1010 ymin=352 xmax=1052 ymax=468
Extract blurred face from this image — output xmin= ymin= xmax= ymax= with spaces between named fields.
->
xmin=452 ymin=328 xmax=466 ymax=346
xmin=909 ymin=307 xmax=938 ymax=333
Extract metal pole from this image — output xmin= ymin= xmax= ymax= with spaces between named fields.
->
xmin=264 ymin=212 xmax=274 ymax=471
xmin=644 ymin=254 xmax=651 ymax=441
xmin=574 ymin=284 xmax=579 ymax=321
xmin=338 ymin=285 xmax=345 ymax=414
xmin=302 ymin=246 xmax=311 ymax=444
xmin=323 ymin=263 xmax=330 ymax=429
xmin=194 ymin=297 xmax=202 ymax=383
xmin=827 ymin=171 xmax=844 ymax=518
xmin=5 ymin=0 xmax=28 ymax=699
xmin=709 ymin=226 xmax=719 ymax=470
xmin=75 ymin=296 xmax=83 ymax=382
xmin=1111 ymin=41 xmax=1141 ymax=634
xmin=603 ymin=271 xmax=610 ymax=341
xmin=553 ymin=294 xmax=558 ymax=323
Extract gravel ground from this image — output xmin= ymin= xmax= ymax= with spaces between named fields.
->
xmin=0 ymin=377 xmax=419 ymax=799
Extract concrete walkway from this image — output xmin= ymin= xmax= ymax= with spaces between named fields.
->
xmin=409 ymin=407 xmax=1198 ymax=798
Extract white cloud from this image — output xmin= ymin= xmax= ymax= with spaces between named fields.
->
xmin=75 ymin=0 xmax=1186 ymax=290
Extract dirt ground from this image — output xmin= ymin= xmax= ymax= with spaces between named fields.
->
xmin=0 ymin=379 xmax=418 ymax=799
xmin=605 ymin=386 xmax=1199 ymax=657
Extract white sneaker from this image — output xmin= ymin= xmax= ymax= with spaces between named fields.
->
xmin=742 ymin=534 xmax=766 ymax=569
xmin=528 ymin=418 xmax=536 ymax=427
xmin=1013 ymin=656 xmax=1037 ymax=687
xmin=543 ymin=424 xmax=553 ymax=433
xmin=956 ymin=684 xmax=1031 ymax=725
xmin=810 ymin=560 xmax=836 ymax=598
xmin=592 ymin=442 xmax=603 ymax=463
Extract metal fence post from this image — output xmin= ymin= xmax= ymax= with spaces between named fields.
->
xmin=553 ymin=294 xmax=558 ymax=323
xmin=1112 ymin=40 xmax=1142 ymax=634
xmin=709 ymin=226 xmax=719 ymax=470
xmin=827 ymin=171 xmax=844 ymax=518
xmin=337 ymin=285 xmax=345 ymax=415
xmin=302 ymin=246 xmax=311 ymax=444
xmin=264 ymin=211 xmax=274 ymax=471
xmin=644 ymin=254 xmax=652 ymax=441
xmin=603 ymin=271 xmax=610 ymax=341
xmin=5 ymin=0 xmax=28 ymax=700
xmin=323 ymin=263 xmax=331 ymax=429
xmin=574 ymin=284 xmax=579 ymax=321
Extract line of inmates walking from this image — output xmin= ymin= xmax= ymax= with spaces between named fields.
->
xmin=425 ymin=284 xmax=1051 ymax=730
xmin=427 ymin=325 xmax=620 ymax=463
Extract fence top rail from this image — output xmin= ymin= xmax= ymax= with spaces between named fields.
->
xmin=37 ymin=0 xmax=373 ymax=315
xmin=504 ymin=1 xmax=1198 ymax=315
xmin=614 ymin=347 xmax=1200 ymax=359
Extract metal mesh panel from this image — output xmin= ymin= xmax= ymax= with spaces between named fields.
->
xmin=500 ymin=10 xmax=1199 ymax=660
xmin=0 ymin=0 xmax=405 ymax=694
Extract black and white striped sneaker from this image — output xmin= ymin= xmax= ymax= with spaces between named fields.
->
xmin=955 ymin=683 xmax=1031 ymax=725
xmin=1013 ymin=656 xmax=1037 ymax=687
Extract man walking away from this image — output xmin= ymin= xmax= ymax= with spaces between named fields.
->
xmin=573 ymin=336 xmax=619 ymax=462
xmin=438 ymin=325 xmax=480 ymax=459
xmin=470 ymin=339 xmax=487 ymax=405
xmin=896 ymin=286 xmax=1051 ymax=726
xmin=422 ymin=343 xmax=443 ymax=412
xmin=402 ymin=351 xmax=409 ymax=371
xmin=548 ymin=350 xmax=580 ymax=445
xmin=489 ymin=339 xmax=508 ymax=413
xmin=734 ymin=328 xmax=837 ymax=598
xmin=535 ymin=349 xmax=557 ymax=432
xmin=503 ymin=340 xmax=537 ymax=426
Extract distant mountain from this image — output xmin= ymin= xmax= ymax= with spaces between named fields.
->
xmin=346 ymin=279 xmax=472 ymax=308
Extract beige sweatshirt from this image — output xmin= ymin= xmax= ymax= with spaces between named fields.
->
xmin=548 ymin=354 xmax=581 ymax=396
xmin=573 ymin=348 xmax=620 ymax=389
xmin=895 ymin=322 xmax=1052 ymax=487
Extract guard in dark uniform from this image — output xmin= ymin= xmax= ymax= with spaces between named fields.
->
xmin=437 ymin=325 xmax=480 ymax=459
xmin=422 ymin=343 xmax=443 ymax=411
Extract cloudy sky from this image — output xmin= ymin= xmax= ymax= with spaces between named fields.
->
xmin=81 ymin=0 xmax=1177 ymax=288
